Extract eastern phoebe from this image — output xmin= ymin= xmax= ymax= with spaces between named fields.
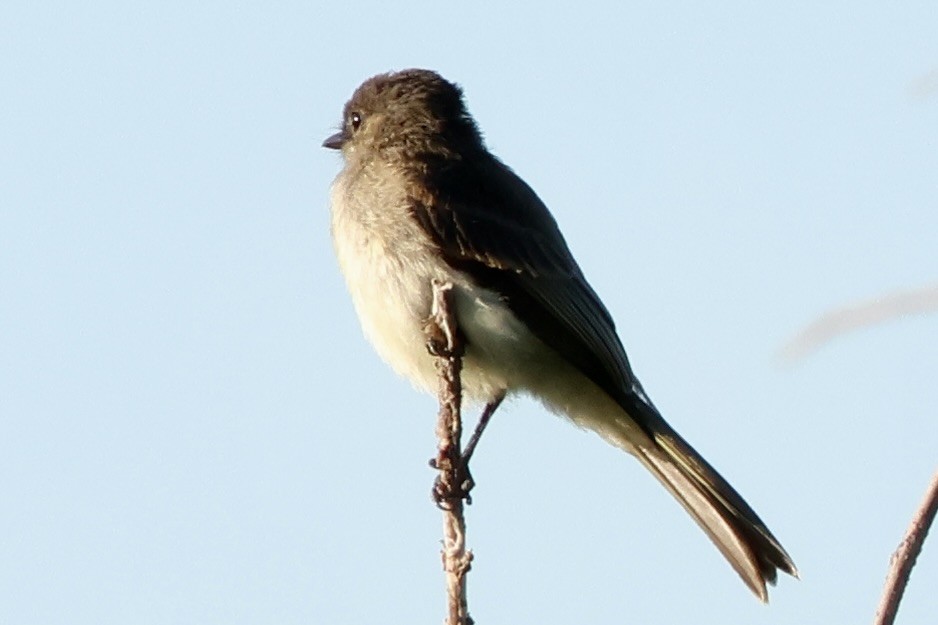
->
xmin=324 ymin=69 xmax=796 ymax=600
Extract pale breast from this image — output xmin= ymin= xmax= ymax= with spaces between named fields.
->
xmin=329 ymin=166 xmax=446 ymax=394
xmin=328 ymin=163 xmax=555 ymax=406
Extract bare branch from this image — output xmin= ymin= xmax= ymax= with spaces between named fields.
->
xmin=778 ymin=283 xmax=938 ymax=363
xmin=425 ymin=280 xmax=474 ymax=625
xmin=872 ymin=469 xmax=938 ymax=625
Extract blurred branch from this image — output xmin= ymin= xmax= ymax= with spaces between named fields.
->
xmin=425 ymin=280 xmax=474 ymax=625
xmin=778 ymin=283 xmax=938 ymax=363
xmin=872 ymin=470 xmax=938 ymax=625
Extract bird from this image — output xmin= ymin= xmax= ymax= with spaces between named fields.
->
xmin=323 ymin=68 xmax=796 ymax=601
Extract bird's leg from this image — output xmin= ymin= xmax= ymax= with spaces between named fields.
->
xmin=429 ymin=391 xmax=506 ymax=507
xmin=462 ymin=390 xmax=506 ymax=467
xmin=449 ymin=392 xmax=506 ymax=505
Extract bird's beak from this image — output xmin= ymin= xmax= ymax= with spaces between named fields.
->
xmin=322 ymin=130 xmax=348 ymax=150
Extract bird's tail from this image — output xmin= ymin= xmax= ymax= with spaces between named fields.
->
xmin=625 ymin=400 xmax=797 ymax=601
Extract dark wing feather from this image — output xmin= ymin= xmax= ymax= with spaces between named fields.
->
xmin=409 ymin=153 xmax=798 ymax=591
xmin=410 ymin=154 xmax=638 ymax=408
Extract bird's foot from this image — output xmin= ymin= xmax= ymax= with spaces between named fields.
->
xmin=424 ymin=326 xmax=464 ymax=359
xmin=429 ymin=455 xmax=475 ymax=508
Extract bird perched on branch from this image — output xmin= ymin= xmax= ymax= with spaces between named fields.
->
xmin=324 ymin=68 xmax=796 ymax=601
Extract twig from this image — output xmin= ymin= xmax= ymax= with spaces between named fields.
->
xmin=777 ymin=283 xmax=938 ymax=363
xmin=872 ymin=469 xmax=938 ymax=625
xmin=425 ymin=280 xmax=474 ymax=625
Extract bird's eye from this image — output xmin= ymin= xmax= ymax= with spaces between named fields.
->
xmin=350 ymin=112 xmax=362 ymax=131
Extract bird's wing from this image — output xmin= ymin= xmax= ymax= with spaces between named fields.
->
xmin=409 ymin=155 xmax=799 ymax=594
xmin=409 ymin=155 xmax=638 ymax=406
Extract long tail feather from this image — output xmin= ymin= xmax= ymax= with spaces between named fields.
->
xmin=628 ymin=401 xmax=797 ymax=600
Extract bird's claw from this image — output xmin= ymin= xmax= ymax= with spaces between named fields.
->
xmin=430 ymin=456 xmax=475 ymax=508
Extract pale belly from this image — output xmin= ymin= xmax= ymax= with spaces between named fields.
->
xmin=334 ymin=227 xmax=538 ymax=403
xmin=327 ymin=169 xmax=650 ymax=449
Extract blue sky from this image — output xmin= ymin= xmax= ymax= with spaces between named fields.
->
xmin=2 ymin=2 xmax=937 ymax=624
